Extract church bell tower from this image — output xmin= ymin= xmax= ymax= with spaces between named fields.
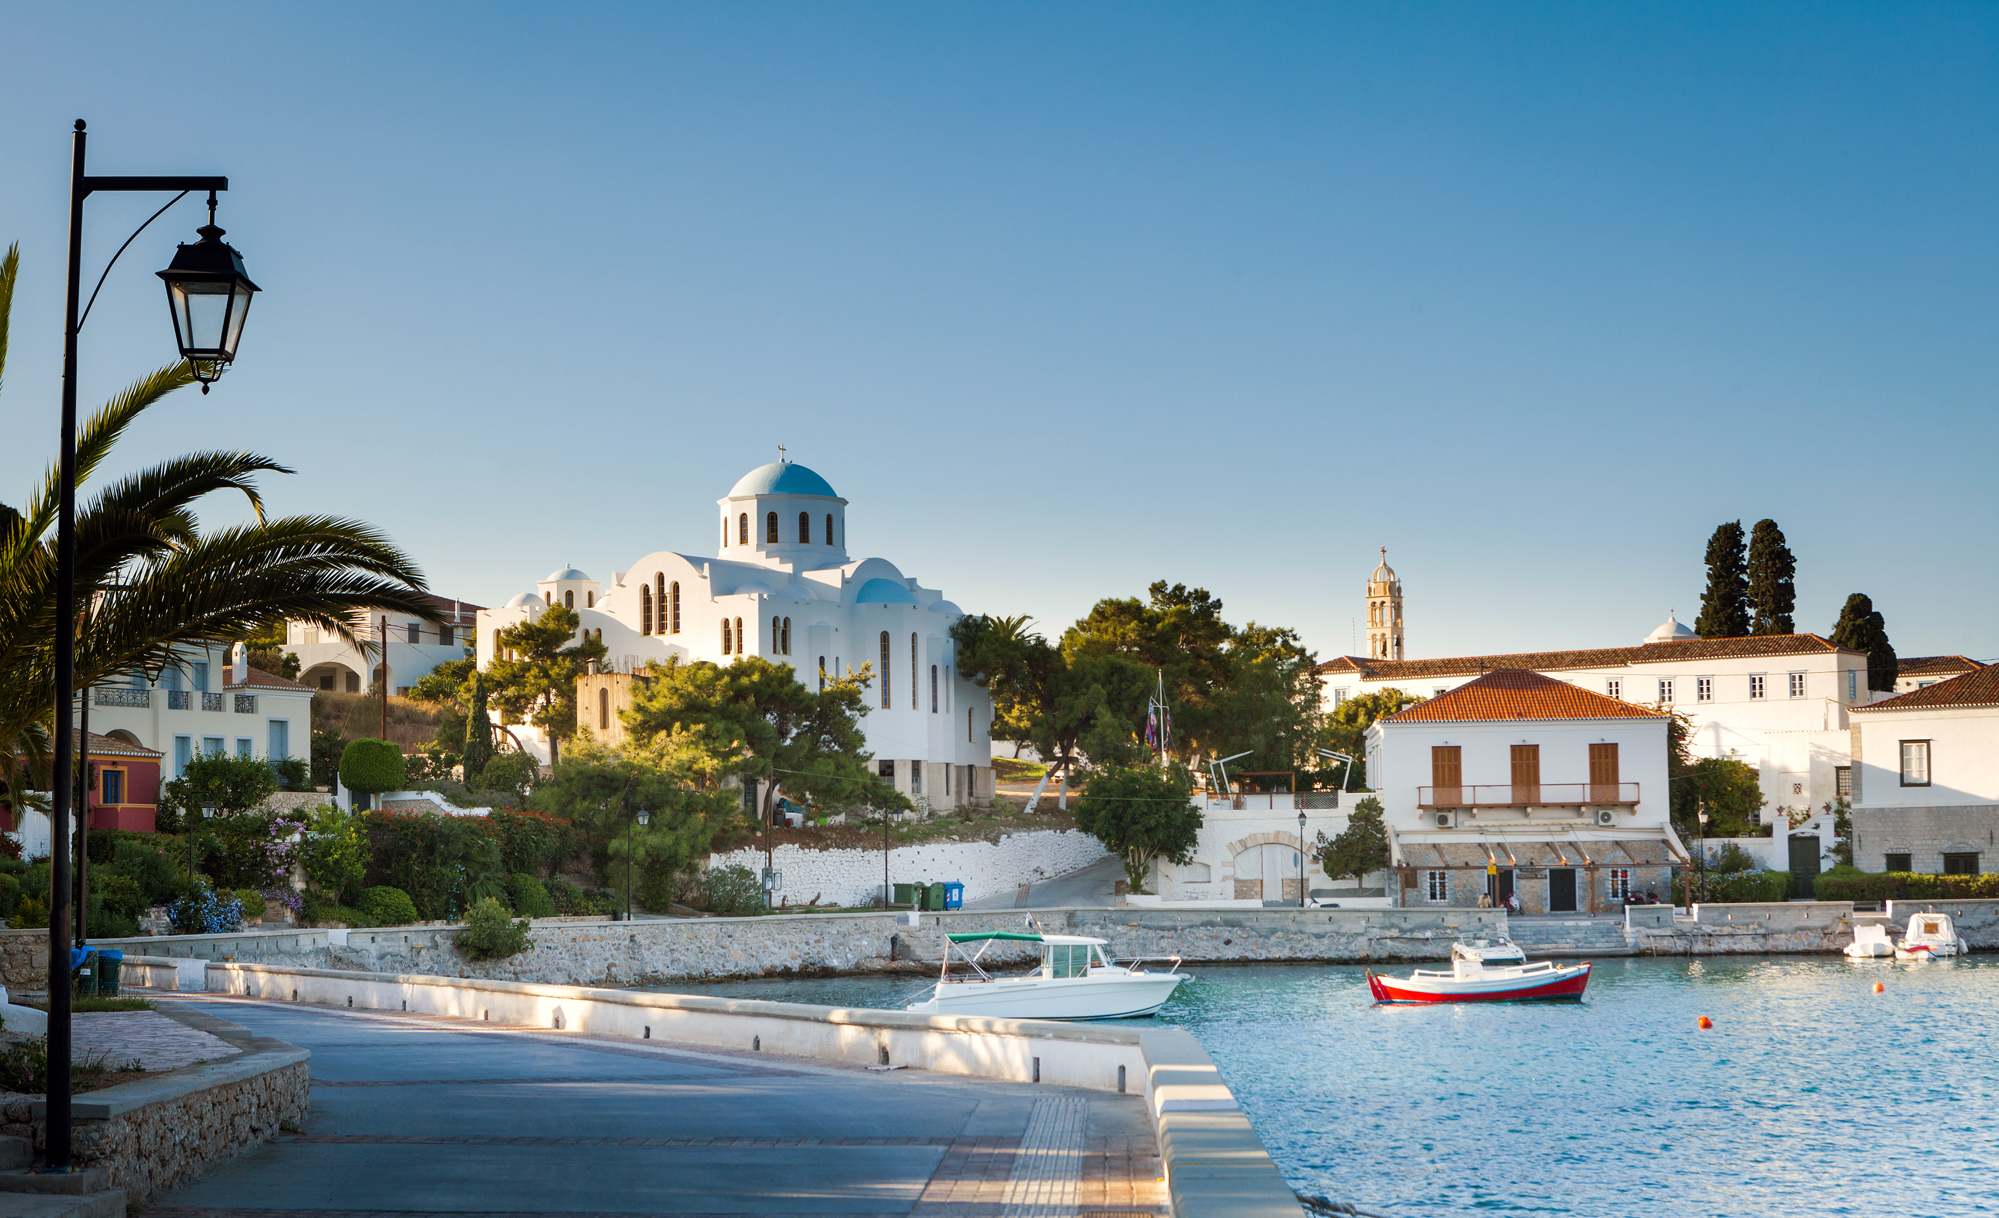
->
xmin=1365 ymin=547 xmax=1404 ymax=660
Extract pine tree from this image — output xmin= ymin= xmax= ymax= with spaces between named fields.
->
xmin=1745 ymin=519 xmax=1796 ymax=635
xmin=1694 ymin=521 xmax=1749 ymax=638
xmin=1829 ymin=594 xmax=1898 ymax=691
xmin=462 ymin=669 xmax=495 ymax=782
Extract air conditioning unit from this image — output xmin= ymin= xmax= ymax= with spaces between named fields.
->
xmin=1435 ymin=812 xmax=1453 ymax=829
xmin=1596 ymin=809 xmax=1616 ymax=826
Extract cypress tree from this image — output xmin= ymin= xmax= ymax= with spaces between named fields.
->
xmin=1746 ymin=519 xmax=1797 ymax=635
xmin=462 ymin=669 xmax=495 ymax=782
xmin=1829 ymin=593 xmax=1898 ymax=691
xmin=1694 ymin=521 xmax=1749 ymax=638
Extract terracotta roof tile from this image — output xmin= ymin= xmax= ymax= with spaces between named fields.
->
xmin=1895 ymin=655 xmax=1987 ymax=678
xmin=228 ymin=668 xmax=311 ymax=691
xmin=1855 ymin=664 xmax=1999 ymax=712
xmin=85 ymin=732 xmax=163 ymax=758
xmin=1315 ymin=633 xmax=1852 ymax=681
xmin=1384 ymin=669 xmax=1668 ymax=724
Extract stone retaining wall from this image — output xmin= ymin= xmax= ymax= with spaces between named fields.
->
xmin=0 ymin=928 xmax=48 ymax=991
xmin=1886 ymin=898 xmax=1999 ymax=949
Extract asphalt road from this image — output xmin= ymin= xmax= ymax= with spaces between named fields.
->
xmin=962 ymin=856 xmax=1123 ymax=911
xmin=142 ymin=994 xmax=1161 ymax=1217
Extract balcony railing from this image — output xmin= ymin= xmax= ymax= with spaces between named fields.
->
xmin=166 ymin=690 xmax=192 ymax=710
xmin=1203 ymin=791 xmax=1345 ymax=812
xmin=202 ymin=692 xmax=225 ymax=712
xmin=92 ymin=687 xmax=150 ymax=709
xmin=233 ymin=694 xmax=258 ymax=713
xmin=1418 ymin=782 xmax=1639 ymax=808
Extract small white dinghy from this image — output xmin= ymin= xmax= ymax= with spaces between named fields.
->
xmin=905 ymin=929 xmax=1187 ymax=1021
xmin=1895 ymin=911 xmax=1966 ymax=960
xmin=1843 ymin=924 xmax=1895 ymax=959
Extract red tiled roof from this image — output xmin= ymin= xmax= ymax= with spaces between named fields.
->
xmin=229 ymin=668 xmax=311 ymax=691
xmin=1855 ymin=664 xmax=1999 ymax=712
xmin=1384 ymin=669 xmax=1668 ymax=724
xmin=85 ymin=731 xmax=163 ymax=758
xmin=1314 ymin=634 xmax=1854 ymax=681
xmin=1896 ymin=655 xmax=1987 ymax=679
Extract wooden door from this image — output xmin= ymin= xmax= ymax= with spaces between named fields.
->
xmin=1510 ymin=744 xmax=1540 ymax=806
xmin=1431 ymin=746 xmax=1462 ymax=807
xmin=1788 ymin=835 xmax=1822 ymax=899
xmin=1548 ymin=868 xmax=1577 ymax=912
xmin=1589 ymin=743 xmax=1620 ymax=803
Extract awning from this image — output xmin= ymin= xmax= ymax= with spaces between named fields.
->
xmin=1390 ymin=828 xmax=1688 ymax=869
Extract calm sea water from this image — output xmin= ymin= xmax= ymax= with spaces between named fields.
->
xmin=649 ymin=956 xmax=1999 ymax=1217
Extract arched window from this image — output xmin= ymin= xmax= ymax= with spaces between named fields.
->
xmin=766 ymin=512 xmax=778 ymax=543
xmin=930 ymin=665 xmax=938 ymax=713
xmin=798 ymin=512 xmax=811 ymax=544
xmin=654 ymin=573 xmax=665 ymax=636
xmin=736 ymin=617 xmax=744 ymax=656
xmin=564 ymin=590 xmax=574 ymax=609
xmin=543 ymin=591 xmax=551 ymax=605
xmin=911 ymin=633 xmax=919 ymax=708
xmin=968 ymin=705 xmax=975 ymax=743
xmin=782 ymin=617 xmax=792 ymax=655
xmin=598 ymin=687 xmax=610 ymax=731
xmin=826 ymin=513 xmax=835 ymax=546
xmin=722 ymin=619 xmax=733 ymax=654
xmin=586 ymin=591 xmax=594 ymax=608
xmin=640 ymin=585 xmax=652 ymax=635
xmin=880 ymin=632 xmax=892 ymax=708
xmin=493 ymin=630 xmax=504 ymax=659
xmin=772 ymin=616 xmax=780 ymax=652
xmin=722 ymin=517 xmax=729 ymax=547
xmin=818 ymin=656 xmax=826 ymax=691
xmin=669 ymin=581 xmax=681 ymax=633
xmin=738 ymin=513 xmax=748 ymax=545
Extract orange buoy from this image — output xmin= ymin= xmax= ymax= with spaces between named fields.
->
xmin=1873 ymin=982 xmax=1886 ymax=994
xmin=1696 ymin=1016 xmax=1713 ymax=1030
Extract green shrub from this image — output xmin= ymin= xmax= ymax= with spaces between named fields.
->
xmin=505 ymin=873 xmax=556 ymax=919
xmin=1674 ymin=867 xmax=1794 ymax=905
xmin=704 ymin=864 xmax=766 ymax=916
xmin=90 ymin=872 xmax=145 ymax=918
xmin=298 ymin=805 xmax=367 ymax=903
xmin=236 ymin=888 xmax=268 ymax=919
xmin=109 ymin=841 xmax=182 ymax=905
xmin=272 ymin=757 xmax=311 ymax=791
xmin=84 ymin=898 xmax=138 ymax=939
xmin=359 ymin=886 xmax=419 ymax=926
xmin=0 ymin=874 xmax=19 ymax=920
xmin=0 ymin=857 xmax=25 ymax=877
xmin=455 ymin=897 xmax=533 ymax=959
xmin=1814 ymin=868 xmax=1999 ymax=902
xmin=473 ymin=752 xmax=534 ymax=801
xmin=543 ymin=879 xmax=614 ymax=916
xmin=339 ymin=738 xmax=407 ymax=798
xmin=12 ymin=897 xmax=47 ymax=929
xmin=487 ymin=809 xmax=579 ymax=878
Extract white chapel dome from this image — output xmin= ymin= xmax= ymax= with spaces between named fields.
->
xmin=1644 ymin=611 xmax=1696 ymax=645
xmin=544 ymin=565 xmax=591 ymax=583
xmin=505 ymin=592 xmax=541 ymax=609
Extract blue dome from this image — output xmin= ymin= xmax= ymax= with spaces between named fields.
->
xmin=728 ymin=462 xmax=838 ymax=499
xmin=854 ymin=578 xmax=917 ymax=605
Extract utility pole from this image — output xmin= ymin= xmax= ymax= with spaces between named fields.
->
xmin=379 ymin=615 xmax=390 ymax=743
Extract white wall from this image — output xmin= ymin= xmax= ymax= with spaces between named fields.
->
xmin=1368 ymin=716 xmax=1672 ymax=834
xmin=710 ymin=829 xmax=1111 ymax=907
xmin=1854 ymin=705 xmax=1999 ymax=809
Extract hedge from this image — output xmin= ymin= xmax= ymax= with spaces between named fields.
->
xmin=339 ymin=738 xmax=408 ymax=797
xmin=1673 ymin=867 xmax=1794 ymax=905
xmin=1813 ymin=867 xmax=1999 ymax=902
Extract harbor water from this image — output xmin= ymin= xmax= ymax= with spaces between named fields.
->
xmin=651 ymin=954 xmax=1999 ymax=1216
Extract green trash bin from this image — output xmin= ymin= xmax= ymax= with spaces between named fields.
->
xmin=923 ymin=882 xmax=946 ymax=911
xmin=892 ymin=882 xmax=918 ymax=907
xmin=94 ymin=949 xmax=123 ymax=997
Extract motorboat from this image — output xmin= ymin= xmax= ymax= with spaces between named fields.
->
xmin=904 ymin=930 xmax=1187 ymax=1020
xmin=1843 ymin=923 xmax=1895 ymax=959
xmin=1367 ymin=939 xmax=1591 ymax=1004
xmin=1894 ymin=911 xmax=1966 ymax=960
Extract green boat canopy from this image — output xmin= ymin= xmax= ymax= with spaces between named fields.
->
xmin=945 ymin=931 xmax=1044 ymax=944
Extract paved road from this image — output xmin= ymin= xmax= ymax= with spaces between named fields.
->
xmin=964 ymin=857 xmax=1122 ymax=911
xmin=143 ymin=995 xmax=1162 ymax=1217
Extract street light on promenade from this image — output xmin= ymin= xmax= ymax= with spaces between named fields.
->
xmin=46 ymin=119 xmax=254 ymax=1170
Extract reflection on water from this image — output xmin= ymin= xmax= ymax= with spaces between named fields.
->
xmin=650 ymin=955 xmax=1999 ymax=1216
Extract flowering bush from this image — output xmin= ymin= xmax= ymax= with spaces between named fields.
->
xmin=168 ymin=884 xmax=244 ymax=935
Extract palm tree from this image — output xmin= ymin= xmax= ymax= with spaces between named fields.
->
xmin=0 ymin=242 xmax=440 ymax=797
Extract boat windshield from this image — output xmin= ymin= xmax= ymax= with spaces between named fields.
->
xmin=1043 ymin=943 xmax=1096 ymax=978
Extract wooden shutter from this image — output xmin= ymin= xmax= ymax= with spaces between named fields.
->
xmin=1589 ymin=742 xmax=1620 ymax=802
xmin=1430 ymin=746 xmax=1462 ymax=806
xmin=1510 ymin=744 xmax=1540 ymax=805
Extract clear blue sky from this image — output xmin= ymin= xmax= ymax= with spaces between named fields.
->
xmin=3 ymin=3 xmax=1993 ymax=662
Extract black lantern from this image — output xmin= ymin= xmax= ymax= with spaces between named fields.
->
xmin=156 ymin=193 xmax=257 ymax=392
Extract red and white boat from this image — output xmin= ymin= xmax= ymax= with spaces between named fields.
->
xmin=1367 ymin=939 xmax=1591 ymax=1004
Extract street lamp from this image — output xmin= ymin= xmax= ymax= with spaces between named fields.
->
xmin=44 ymin=121 xmax=246 ymax=1169
xmin=625 ymin=801 xmax=649 ymax=922
xmin=1297 ymin=808 xmax=1309 ymax=908
xmin=156 ymin=194 xmax=258 ymax=392
xmin=1695 ymin=801 xmax=1710 ymax=906
xmin=190 ymin=801 xmax=217 ymax=881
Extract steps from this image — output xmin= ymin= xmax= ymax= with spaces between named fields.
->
xmin=1505 ymin=915 xmax=1632 ymax=957
xmin=0 ymin=1147 xmax=128 ymax=1218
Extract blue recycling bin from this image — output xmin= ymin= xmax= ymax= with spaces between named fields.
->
xmin=942 ymin=882 xmax=964 ymax=910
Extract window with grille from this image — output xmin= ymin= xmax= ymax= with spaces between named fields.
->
xmin=669 ymin=582 xmax=681 ymax=633
xmin=1425 ymin=870 xmax=1447 ymax=901
xmin=798 ymin=512 xmax=811 ymax=544
xmin=1836 ymin=766 xmax=1851 ymax=799
xmin=640 ymin=585 xmax=653 ymax=635
xmin=738 ymin=513 xmax=748 ymax=545
xmin=1749 ymin=674 xmax=1765 ymax=699
xmin=826 ymin=513 xmax=835 ymax=546
xmin=880 ymin=632 xmax=892 ymax=708
xmin=1789 ymin=672 xmax=1806 ymax=698
xmin=1606 ymin=679 xmax=1621 ymax=699
xmin=766 ymin=512 xmax=779 ymax=543
xmin=1658 ymin=679 xmax=1673 ymax=703
xmin=1943 ymin=852 xmax=1980 ymax=876
xmin=722 ymin=619 xmax=733 ymax=654
xmin=1900 ymin=740 xmax=1930 ymax=786
xmin=1608 ymin=869 xmax=1631 ymax=901
xmin=1697 ymin=677 xmax=1712 ymax=702
xmin=1333 ymin=688 xmax=1349 ymax=705
xmin=1847 ymin=670 xmax=1858 ymax=700
xmin=1883 ymin=853 xmax=1911 ymax=872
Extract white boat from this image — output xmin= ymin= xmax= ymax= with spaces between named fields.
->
xmin=1895 ymin=911 xmax=1966 ymax=960
xmin=1843 ymin=923 xmax=1895 ymax=958
xmin=904 ymin=930 xmax=1188 ymax=1021
xmin=1368 ymin=939 xmax=1590 ymax=1004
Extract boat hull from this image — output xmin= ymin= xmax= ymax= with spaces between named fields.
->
xmin=907 ymin=972 xmax=1187 ymax=1020
xmin=1368 ymin=963 xmax=1591 ymax=1004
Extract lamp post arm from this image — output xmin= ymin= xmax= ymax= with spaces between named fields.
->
xmin=81 ymin=175 xmax=229 ymax=196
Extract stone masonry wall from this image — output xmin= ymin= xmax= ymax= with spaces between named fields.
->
xmin=710 ymin=829 xmax=1111 ymax=907
xmin=0 ymin=928 xmax=49 ymax=991
xmin=78 ymin=1058 xmax=311 ymax=1198
xmin=1851 ymin=803 xmax=1999 ymax=873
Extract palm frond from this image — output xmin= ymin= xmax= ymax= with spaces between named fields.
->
xmin=17 ymin=362 xmax=197 ymax=542
xmin=0 ymin=242 xmax=17 ymax=398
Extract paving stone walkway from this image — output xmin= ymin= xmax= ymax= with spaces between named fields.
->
xmin=71 ymin=1011 xmax=240 ymax=1071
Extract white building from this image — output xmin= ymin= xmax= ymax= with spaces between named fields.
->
xmin=1848 ymin=664 xmax=1999 ymax=875
xmin=477 ymin=459 xmax=995 ymax=808
xmin=1139 ymin=789 xmax=1356 ymax=908
xmin=1366 ymin=669 xmax=1684 ymax=913
xmin=84 ymin=643 xmax=313 ymax=781
xmin=287 ymin=596 xmax=482 ymax=695
xmin=1891 ymin=655 xmax=1987 ymax=695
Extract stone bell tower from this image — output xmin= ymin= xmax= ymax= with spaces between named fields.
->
xmin=1365 ymin=547 xmax=1403 ymax=660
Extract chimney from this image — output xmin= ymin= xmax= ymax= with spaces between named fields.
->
xmin=231 ymin=641 xmax=248 ymax=686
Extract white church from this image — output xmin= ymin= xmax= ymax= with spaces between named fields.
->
xmin=477 ymin=458 xmax=995 ymax=810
